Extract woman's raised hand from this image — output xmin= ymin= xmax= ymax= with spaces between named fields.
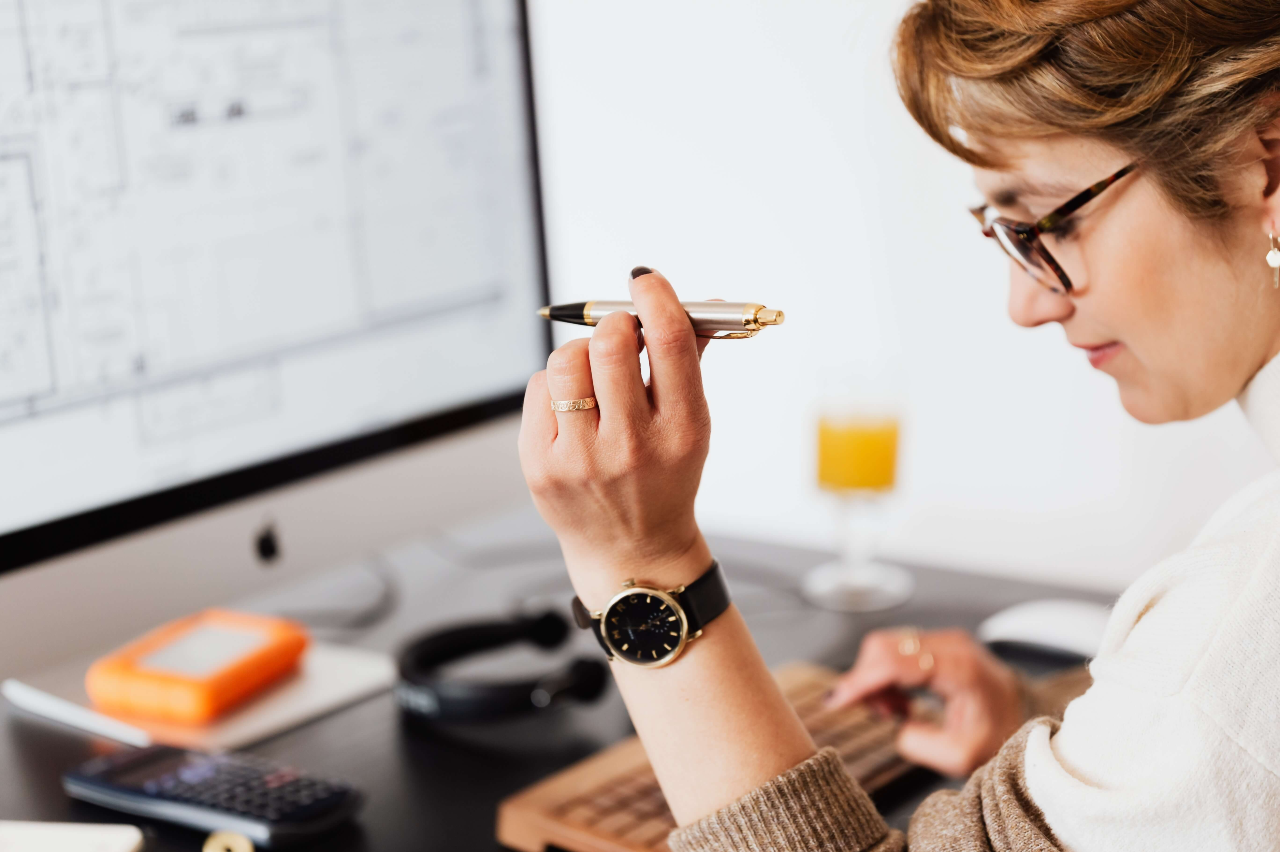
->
xmin=826 ymin=628 xmax=1026 ymax=777
xmin=521 ymin=273 xmax=821 ymax=824
xmin=518 ymin=270 xmax=715 ymax=609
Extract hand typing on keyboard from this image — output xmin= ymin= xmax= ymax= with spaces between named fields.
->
xmin=825 ymin=628 xmax=1026 ymax=778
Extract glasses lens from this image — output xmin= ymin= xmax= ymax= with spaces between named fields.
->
xmin=989 ymin=222 xmax=1064 ymax=293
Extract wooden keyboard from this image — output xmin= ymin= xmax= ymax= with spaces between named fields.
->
xmin=497 ymin=662 xmax=911 ymax=852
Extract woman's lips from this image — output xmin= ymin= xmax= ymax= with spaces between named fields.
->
xmin=1078 ymin=341 xmax=1123 ymax=369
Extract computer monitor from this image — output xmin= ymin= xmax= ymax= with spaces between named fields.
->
xmin=0 ymin=0 xmax=549 ymax=574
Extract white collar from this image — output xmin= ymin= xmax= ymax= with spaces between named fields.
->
xmin=1239 ymin=352 xmax=1280 ymax=462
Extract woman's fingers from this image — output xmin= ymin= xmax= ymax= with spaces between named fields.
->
xmin=695 ymin=335 xmax=712 ymax=360
xmin=692 ymin=297 xmax=724 ymax=361
xmin=638 ymin=328 xmax=713 ymax=363
xmin=545 ymin=338 xmax=598 ymax=442
xmin=519 ymin=369 xmax=557 ymax=448
xmin=825 ymin=628 xmax=1022 ymax=777
xmin=825 ymin=629 xmax=937 ymax=708
xmin=589 ymin=310 xmax=650 ymax=431
xmin=896 ymin=720 xmax=973 ymax=778
xmin=825 ymin=654 xmax=931 ymax=708
xmin=628 ymin=271 xmax=705 ymax=418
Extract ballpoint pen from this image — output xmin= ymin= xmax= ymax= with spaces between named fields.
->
xmin=538 ymin=301 xmax=785 ymax=339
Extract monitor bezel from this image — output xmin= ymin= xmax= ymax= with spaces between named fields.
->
xmin=0 ymin=0 xmax=552 ymax=576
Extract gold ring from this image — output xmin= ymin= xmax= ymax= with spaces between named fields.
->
xmin=550 ymin=396 xmax=598 ymax=412
xmin=897 ymin=627 xmax=933 ymax=671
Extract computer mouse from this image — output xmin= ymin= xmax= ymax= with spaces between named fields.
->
xmin=976 ymin=598 xmax=1112 ymax=659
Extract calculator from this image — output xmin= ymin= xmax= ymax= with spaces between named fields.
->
xmin=62 ymin=746 xmax=362 ymax=844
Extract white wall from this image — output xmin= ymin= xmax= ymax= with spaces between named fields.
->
xmin=527 ymin=0 xmax=1275 ymax=593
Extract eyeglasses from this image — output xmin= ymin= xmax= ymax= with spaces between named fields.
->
xmin=970 ymin=163 xmax=1137 ymax=295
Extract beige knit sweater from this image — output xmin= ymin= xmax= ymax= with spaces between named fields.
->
xmin=670 ymin=669 xmax=1089 ymax=852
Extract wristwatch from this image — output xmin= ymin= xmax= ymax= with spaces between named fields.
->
xmin=570 ymin=561 xmax=730 ymax=668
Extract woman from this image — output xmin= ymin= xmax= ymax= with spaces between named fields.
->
xmin=519 ymin=1 xmax=1280 ymax=849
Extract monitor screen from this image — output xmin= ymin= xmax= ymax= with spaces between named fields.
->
xmin=0 ymin=0 xmax=549 ymax=570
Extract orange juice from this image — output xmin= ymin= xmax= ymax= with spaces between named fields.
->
xmin=817 ymin=417 xmax=899 ymax=492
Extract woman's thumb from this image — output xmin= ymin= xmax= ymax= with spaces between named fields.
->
xmin=896 ymin=720 xmax=972 ymax=778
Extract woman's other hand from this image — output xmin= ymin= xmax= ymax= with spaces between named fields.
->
xmin=518 ymin=270 xmax=715 ymax=608
xmin=826 ymin=628 xmax=1025 ymax=777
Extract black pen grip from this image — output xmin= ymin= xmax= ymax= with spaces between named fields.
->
xmin=547 ymin=302 xmax=589 ymax=325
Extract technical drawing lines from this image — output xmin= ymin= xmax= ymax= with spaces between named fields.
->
xmin=0 ymin=152 xmax=54 ymax=406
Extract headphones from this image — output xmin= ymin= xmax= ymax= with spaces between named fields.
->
xmin=395 ymin=611 xmax=608 ymax=723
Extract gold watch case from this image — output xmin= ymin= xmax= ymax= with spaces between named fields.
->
xmin=598 ymin=580 xmax=702 ymax=668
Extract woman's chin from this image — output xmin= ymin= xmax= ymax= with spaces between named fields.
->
xmin=1116 ymin=380 xmax=1213 ymax=425
xmin=1121 ymin=400 xmax=1175 ymax=424
xmin=1114 ymin=377 xmax=1177 ymax=424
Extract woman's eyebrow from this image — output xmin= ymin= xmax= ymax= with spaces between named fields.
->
xmin=990 ymin=187 xmax=1023 ymax=208
xmin=987 ymin=177 xmax=1079 ymax=210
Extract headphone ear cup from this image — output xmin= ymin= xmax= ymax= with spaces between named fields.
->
xmin=526 ymin=610 xmax=569 ymax=649
xmin=564 ymin=658 xmax=608 ymax=703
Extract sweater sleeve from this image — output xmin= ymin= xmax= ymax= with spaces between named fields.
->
xmin=669 ymin=668 xmax=1091 ymax=852
xmin=905 ymin=720 xmax=1063 ymax=851
xmin=1020 ymin=666 xmax=1092 ymax=720
xmin=667 ymin=746 xmax=907 ymax=852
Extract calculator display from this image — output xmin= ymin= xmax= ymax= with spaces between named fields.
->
xmin=110 ymin=751 xmax=215 ymax=789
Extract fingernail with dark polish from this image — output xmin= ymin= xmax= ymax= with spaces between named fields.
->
xmin=630 ymin=266 xmax=653 ymax=279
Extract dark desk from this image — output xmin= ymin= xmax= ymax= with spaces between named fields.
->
xmin=0 ymin=532 xmax=1112 ymax=850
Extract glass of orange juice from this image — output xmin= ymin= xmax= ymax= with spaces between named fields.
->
xmin=802 ymin=399 xmax=915 ymax=612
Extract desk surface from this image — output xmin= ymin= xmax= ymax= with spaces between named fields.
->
xmin=0 ymin=525 xmax=1111 ymax=851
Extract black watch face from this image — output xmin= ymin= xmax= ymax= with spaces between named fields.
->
xmin=602 ymin=589 xmax=687 ymax=666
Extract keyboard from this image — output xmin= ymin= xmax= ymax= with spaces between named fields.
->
xmin=497 ymin=662 xmax=911 ymax=852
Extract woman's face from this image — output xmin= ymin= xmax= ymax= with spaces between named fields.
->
xmin=973 ymin=134 xmax=1280 ymax=424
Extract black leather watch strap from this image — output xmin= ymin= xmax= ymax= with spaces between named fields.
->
xmin=570 ymin=596 xmax=612 ymax=658
xmin=676 ymin=560 xmax=729 ymax=634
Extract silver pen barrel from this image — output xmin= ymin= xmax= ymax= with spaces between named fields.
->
xmin=582 ymin=301 xmax=785 ymax=334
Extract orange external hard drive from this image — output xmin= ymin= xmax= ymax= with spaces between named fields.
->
xmin=86 ymin=609 xmax=308 ymax=726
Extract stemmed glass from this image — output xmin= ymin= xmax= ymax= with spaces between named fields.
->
xmin=801 ymin=393 xmax=914 ymax=612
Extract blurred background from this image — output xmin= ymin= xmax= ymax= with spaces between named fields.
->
xmin=530 ymin=0 xmax=1274 ymax=593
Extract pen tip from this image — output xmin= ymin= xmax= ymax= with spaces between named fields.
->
xmin=538 ymin=306 xmax=550 ymax=319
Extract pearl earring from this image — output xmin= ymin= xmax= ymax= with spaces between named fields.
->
xmin=1270 ymin=233 xmax=1280 ymax=289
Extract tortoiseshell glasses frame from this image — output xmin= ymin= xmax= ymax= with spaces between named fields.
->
xmin=970 ymin=162 xmax=1137 ymax=295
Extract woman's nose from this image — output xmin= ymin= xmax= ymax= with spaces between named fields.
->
xmin=1006 ymin=264 xmax=1074 ymax=328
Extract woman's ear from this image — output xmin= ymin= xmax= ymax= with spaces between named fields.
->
xmin=1261 ymin=137 xmax=1280 ymax=202
xmin=1258 ymin=107 xmax=1280 ymax=226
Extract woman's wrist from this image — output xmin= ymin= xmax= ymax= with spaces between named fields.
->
xmin=560 ymin=528 xmax=715 ymax=611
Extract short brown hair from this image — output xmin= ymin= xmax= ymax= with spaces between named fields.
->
xmin=894 ymin=0 xmax=1280 ymax=219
